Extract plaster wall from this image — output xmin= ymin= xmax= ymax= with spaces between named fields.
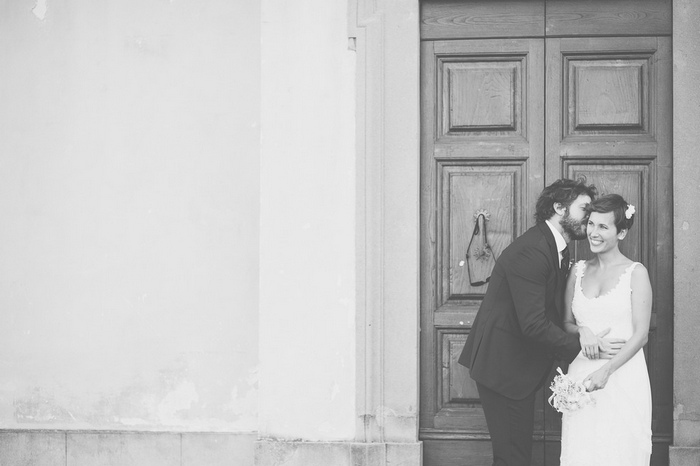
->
xmin=258 ymin=0 xmax=357 ymax=441
xmin=0 ymin=0 xmax=260 ymax=433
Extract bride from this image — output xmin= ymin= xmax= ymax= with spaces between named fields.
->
xmin=560 ymin=194 xmax=653 ymax=466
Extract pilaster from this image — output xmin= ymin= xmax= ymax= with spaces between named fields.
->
xmin=671 ymin=0 xmax=700 ymax=464
xmin=350 ymin=0 xmax=422 ymax=448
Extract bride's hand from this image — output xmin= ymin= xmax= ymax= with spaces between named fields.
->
xmin=583 ymin=365 xmax=612 ymax=392
xmin=578 ymin=326 xmax=600 ymax=359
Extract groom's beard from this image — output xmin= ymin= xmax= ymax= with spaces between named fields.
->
xmin=561 ymin=212 xmax=587 ymax=240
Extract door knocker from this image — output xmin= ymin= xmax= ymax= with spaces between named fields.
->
xmin=466 ymin=209 xmax=497 ymax=286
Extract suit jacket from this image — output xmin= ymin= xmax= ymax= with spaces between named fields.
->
xmin=458 ymin=222 xmax=581 ymax=400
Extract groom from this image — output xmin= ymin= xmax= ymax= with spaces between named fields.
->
xmin=459 ymin=178 xmax=624 ymax=466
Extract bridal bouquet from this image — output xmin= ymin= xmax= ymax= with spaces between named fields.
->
xmin=548 ymin=367 xmax=595 ymax=413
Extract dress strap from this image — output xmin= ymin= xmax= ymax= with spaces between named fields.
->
xmin=620 ymin=262 xmax=640 ymax=290
xmin=625 ymin=262 xmax=640 ymax=275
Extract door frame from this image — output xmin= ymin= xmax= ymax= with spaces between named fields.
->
xmin=351 ymin=0 xmax=700 ymax=464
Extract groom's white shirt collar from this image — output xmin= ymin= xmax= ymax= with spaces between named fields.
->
xmin=545 ymin=219 xmax=568 ymax=263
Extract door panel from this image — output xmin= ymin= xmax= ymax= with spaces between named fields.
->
xmin=421 ymin=0 xmax=545 ymax=40
xmin=545 ymin=37 xmax=669 ymax=176
xmin=545 ymin=36 xmax=673 ymax=464
xmin=430 ymin=39 xmax=544 ymax=160
xmin=545 ymin=0 xmax=672 ymax=37
xmin=420 ymin=38 xmax=545 ymax=463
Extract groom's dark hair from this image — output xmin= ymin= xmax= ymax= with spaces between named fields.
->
xmin=535 ymin=178 xmax=597 ymax=224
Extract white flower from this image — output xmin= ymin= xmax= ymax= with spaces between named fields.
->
xmin=548 ymin=367 xmax=596 ymax=414
xmin=625 ymin=204 xmax=636 ymax=219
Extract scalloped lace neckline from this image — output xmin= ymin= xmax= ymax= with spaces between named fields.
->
xmin=578 ymin=262 xmax=636 ymax=301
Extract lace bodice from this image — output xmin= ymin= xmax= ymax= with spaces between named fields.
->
xmin=571 ymin=260 xmax=640 ymax=340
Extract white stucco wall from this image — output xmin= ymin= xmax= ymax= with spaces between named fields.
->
xmin=0 ymin=0 xmax=260 ymax=432
xmin=259 ymin=0 xmax=357 ymax=441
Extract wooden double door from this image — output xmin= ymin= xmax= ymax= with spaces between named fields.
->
xmin=419 ymin=1 xmax=672 ymax=465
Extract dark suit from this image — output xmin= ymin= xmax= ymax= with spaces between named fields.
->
xmin=458 ymin=222 xmax=581 ymax=465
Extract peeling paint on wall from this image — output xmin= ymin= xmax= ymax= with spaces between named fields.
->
xmin=222 ymin=367 xmax=258 ymax=430
xmin=674 ymin=403 xmax=700 ymax=422
xmin=4 ymin=357 xmax=259 ymax=431
xmin=157 ymin=380 xmax=198 ymax=424
xmin=71 ymin=359 xmax=259 ymax=430
xmin=224 ymin=385 xmax=257 ymax=425
xmin=32 ymin=0 xmax=47 ymax=21
xmin=14 ymin=389 xmax=75 ymax=423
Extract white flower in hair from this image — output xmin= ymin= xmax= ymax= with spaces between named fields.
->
xmin=625 ymin=204 xmax=636 ymax=219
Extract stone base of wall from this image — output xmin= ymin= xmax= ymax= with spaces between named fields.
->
xmin=670 ymin=446 xmax=700 ymax=466
xmin=0 ymin=430 xmax=256 ymax=466
xmin=254 ymin=439 xmax=422 ymax=466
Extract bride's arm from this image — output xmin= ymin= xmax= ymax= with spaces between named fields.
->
xmin=562 ymin=265 xmax=604 ymax=359
xmin=584 ymin=264 xmax=653 ymax=391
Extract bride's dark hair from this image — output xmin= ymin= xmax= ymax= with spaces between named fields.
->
xmin=586 ymin=194 xmax=635 ymax=232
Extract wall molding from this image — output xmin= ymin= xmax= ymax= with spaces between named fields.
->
xmin=349 ymin=0 xmax=422 ymax=451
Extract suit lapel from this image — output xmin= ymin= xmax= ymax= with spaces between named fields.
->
xmin=538 ymin=223 xmax=567 ymax=316
xmin=537 ymin=222 xmax=560 ymax=271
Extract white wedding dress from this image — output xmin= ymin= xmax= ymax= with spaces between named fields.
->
xmin=560 ymin=261 xmax=652 ymax=466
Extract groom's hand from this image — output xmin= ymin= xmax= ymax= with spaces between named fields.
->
xmin=594 ymin=328 xmax=625 ymax=359
xmin=597 ymin=335 xmax=626 ymax=359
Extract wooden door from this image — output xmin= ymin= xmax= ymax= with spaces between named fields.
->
xmin=543 ymin=36 xmax=673 ymax=465
xmin=420 ymin=2 xmax=672 ymax=465
xmin=420 ymin=37 xmax=549 ymax=466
